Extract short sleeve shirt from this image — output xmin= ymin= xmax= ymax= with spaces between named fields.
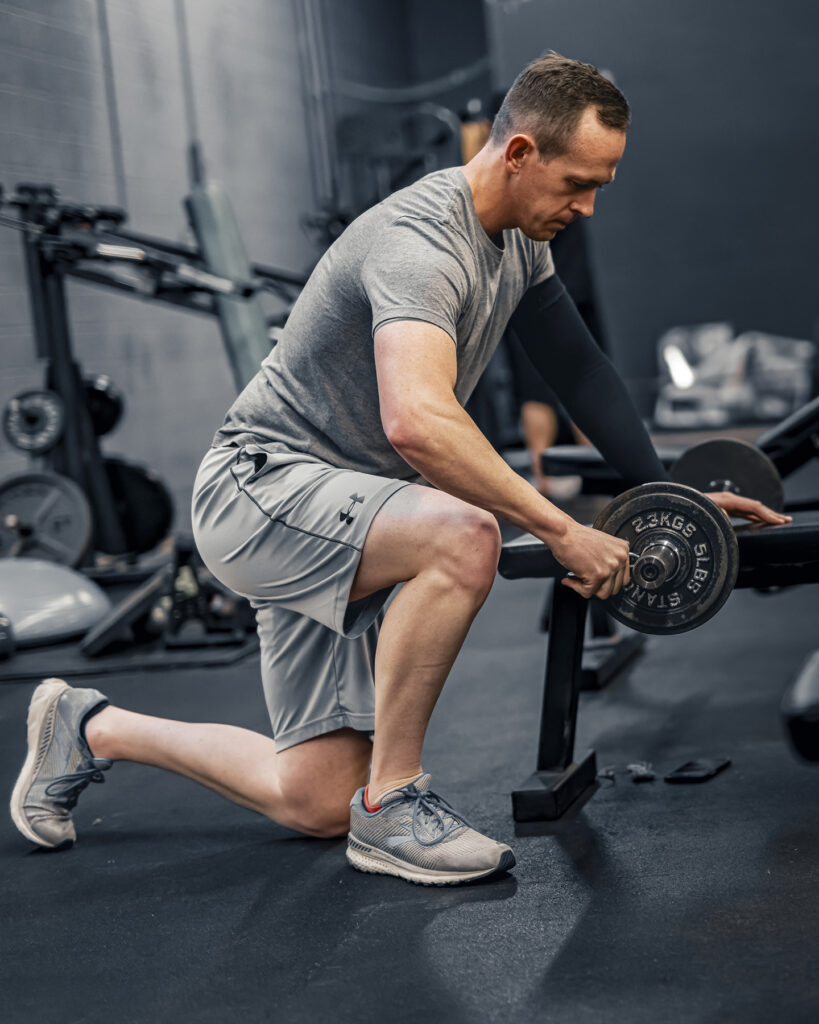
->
xmin=213 ymin=167 xmax=554 ymax=479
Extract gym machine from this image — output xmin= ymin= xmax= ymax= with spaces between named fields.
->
xmin=0 ymin=180 xmax=305 ymax=567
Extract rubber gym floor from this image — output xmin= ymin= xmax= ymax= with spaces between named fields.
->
xmin=1 ymin=470 xmax=818 ymax=1024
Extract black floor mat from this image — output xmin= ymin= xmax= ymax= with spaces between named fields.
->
xmin=0 ymin=632 xmax=259 ymax=682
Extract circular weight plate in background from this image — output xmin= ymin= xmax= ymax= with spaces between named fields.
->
xmin=2 ymin=389 xmax=66 ymax=454
xmin=100 ymin=457 xmax=174 ymax=556
xmin=84 ymin=374 xmax=125 ymax=437
xmin=0 ymin=471 xmax=92 ymax=565
xmin=670 ymin=438 xmax=784 ymax=512
xmin=593 ymin=482 xmax=739 ymax=635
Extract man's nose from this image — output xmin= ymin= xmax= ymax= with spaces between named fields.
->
xmin=570 ymin=191 xmax=596 ymax=218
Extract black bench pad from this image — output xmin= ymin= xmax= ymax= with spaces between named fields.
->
xmin=541 ymin=445 xmax=681 ymax=481
xmin=498 ymin=512 xmax=819 ymax=589
xmin=542 ymin=395 xmax=819 ymax=484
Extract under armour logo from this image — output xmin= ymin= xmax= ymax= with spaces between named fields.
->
xmin=339 ymin=493 xmax=364 ymax=525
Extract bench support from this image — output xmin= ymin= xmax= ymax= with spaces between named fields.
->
xmin=513 ymin=584 xmax=598 ymax=821
xmin=581 ymin=632 xmax=646 ymax=691
xmin=541 ymin=585 xmax=645 ymax=690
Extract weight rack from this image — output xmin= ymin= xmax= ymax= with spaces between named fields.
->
xmin=0 ymin=182 xmax=307 ymax=566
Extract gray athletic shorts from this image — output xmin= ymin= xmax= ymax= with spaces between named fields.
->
xmin=191 ymin=444 xmax=410 ymax=751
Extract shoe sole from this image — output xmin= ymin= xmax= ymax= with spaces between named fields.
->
xmin=9 ymin=678 xmax=71 ymax=848
xmin=346 ymin=837 xmax=516 ymax=886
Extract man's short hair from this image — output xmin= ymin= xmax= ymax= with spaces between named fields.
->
xmin=490 ymin=52 xmax=630 ymax=160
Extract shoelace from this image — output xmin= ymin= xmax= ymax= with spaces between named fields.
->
xmin=44 ymin=758 xmax=112 ymax=810
xmin=409 ymin=787 xmax=471 ymax=847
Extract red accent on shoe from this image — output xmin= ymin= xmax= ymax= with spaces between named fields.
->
xmin=364 ymin=785 xmax=381 ymax=813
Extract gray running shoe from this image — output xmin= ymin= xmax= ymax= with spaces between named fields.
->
xmin=347 ymin=774 xmax=515 ymax=885
xmin=10 ymin=678 xmax=111 ymax=849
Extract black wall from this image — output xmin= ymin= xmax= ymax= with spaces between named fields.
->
xmin=485 ymin=0 xmax=819 ymax=409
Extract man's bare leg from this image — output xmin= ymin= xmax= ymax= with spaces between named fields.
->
xmin=520 ymin=400 xmax=584 ymax=499
xmin=520 ymin=400 xmax=559 ymax=496
xmin=86 ymin=713 xmax=372 ymax=837
xmin=347 ymin=484 xmax=501 ymax=802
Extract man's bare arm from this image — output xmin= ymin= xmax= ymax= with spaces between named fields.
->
xmin=375 ymin=320 xmax=566 ymax=537
xmin=374 ymin=319 xmax=630 ymax=598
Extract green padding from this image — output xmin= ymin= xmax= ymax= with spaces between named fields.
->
xmin=185 ymin=180 xmax=271 ymax=391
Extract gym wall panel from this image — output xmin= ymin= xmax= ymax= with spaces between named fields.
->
xmin=0 ymin=0 xmax=118 ymax=483
xmin=405 ymin=0 xmax=489 ymax=116
xmin=178 ymin=0 xmax=317 ymax=264
xmin=327 ymin=0 xmax=412 ymax=85
xmin=484 ymin=0 xmax=819 ymax=412
xmin=103 ymin=0 xmax=189 ymax=226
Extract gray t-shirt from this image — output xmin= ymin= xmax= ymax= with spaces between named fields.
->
xmin=213 ymin=167 xmax=554 ymax=479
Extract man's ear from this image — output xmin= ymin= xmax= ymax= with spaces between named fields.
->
xmin=504 ymin=133 xmax=537 ymax=173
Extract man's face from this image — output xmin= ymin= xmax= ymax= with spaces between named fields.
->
xmin=509 ymin=106 xmax=626 ymax=241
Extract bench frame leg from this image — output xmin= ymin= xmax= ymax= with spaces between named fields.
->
xmin=513 ymin=583 xmax=598 ymax=821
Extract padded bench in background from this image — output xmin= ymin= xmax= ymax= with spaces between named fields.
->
xmin=541 ymin=444 xmax=682 ymax=493
xmin=540 ymin=395 xmax=819 ymax=497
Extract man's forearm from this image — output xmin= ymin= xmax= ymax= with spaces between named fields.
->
xmin=391 ymin=401 xmax=572 ymax=544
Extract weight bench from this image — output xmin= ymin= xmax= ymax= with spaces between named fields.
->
xmin=541 ymin=394 xmax=819 ymax=501
xmin=498 ymin=511 xmax=819 ymax=821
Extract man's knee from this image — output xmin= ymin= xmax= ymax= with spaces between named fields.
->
xmin=436 ymin=506 xmax=502 ymax=595
xmin=290 ymin=808 xmax=351 ymax=840
xmin=276 ymin=784 xmax=353 ymax=838
xmin=270 ymin=732 xmax=370 ymax=838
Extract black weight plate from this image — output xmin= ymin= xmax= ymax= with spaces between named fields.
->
xmin=593 ymin=482 xmax=739 ymax=635
xmin=100 ymin=457 xmax=174 ymax=556
xmin=3 ymin=389 xmax=66 ymax=454
xmin=0 ymin=471 xmax=92 ymax=565
xmin=670 ymin=438 xmax=784 ymax=512
xmin=84 ymin=374 xmax=124 ymax=437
